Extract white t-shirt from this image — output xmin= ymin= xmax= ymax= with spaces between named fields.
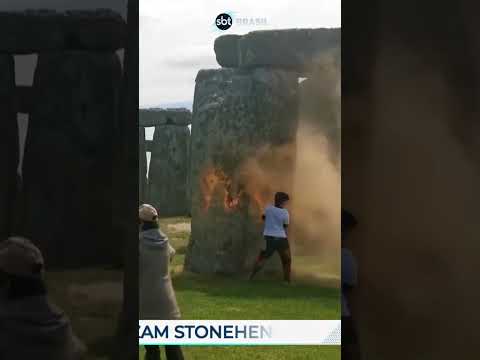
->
xmin=263 ymin=205 xmax=289 ymax=238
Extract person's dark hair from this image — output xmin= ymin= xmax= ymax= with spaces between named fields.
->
xmin=274 ymin=192 xmax=290 ymax=207
xmin=141 ymin=220 xmax=159 ymax=231
xmin=0 ymin=269 xmax=47 ymax=300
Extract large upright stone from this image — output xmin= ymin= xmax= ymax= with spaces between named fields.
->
xmin=214 ymin=28 xmax=340 ymax=74
xmin=148 ymin=124 xmax=190 ymax=217
xmin=22 ymin=51 xmax=122 ymax=268
xmin=185 ymin=68 xmax=299 ymax=274
xmin=139 ymin=126 xmax=147 ymax=203
xmin=0 ymin=55 xmax=18 ymax=241
xmin=186 ymin=128 xmax=192 ymax=216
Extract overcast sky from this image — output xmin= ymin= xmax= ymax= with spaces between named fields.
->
xmin=140 ymin=0 xmax=341 ymax=109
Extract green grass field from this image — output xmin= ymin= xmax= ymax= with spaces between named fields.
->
xmin=137 ymin=217 xmax=340 ymax=359
xmin=46 ymin=217 xmax=339 ymax=359
xmin=139 ymin=345 xmax=340 ymax=360
xmin=160 ymin=217 xmax=339 ymax=321
xmin=47 ymin=269 xmax=122 ymax=360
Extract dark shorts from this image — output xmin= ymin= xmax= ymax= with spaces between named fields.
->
xmin=262 ymin=236 xmax=290 ymax=258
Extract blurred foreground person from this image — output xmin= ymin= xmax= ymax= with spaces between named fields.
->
xmin=341 ymin=209 xmax=361 ymax=360
xmin=250 ymin=192 xmax=292 ymax=283
xmin=0 ymin=237 xmax=86 ymax=360
xmin=139 ymin=204 xmax=184 ymax=360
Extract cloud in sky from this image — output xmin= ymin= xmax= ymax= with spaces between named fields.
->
xmin=140 ymin=0 xmax=340 ymax=108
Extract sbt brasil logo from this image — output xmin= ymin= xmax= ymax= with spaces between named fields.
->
xmin=139 ymin=324 xmax=272 ymax=340
xmin=215 ymin=13 xmax=233 ymax=30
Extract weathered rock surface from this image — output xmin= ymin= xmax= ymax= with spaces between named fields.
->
xmin=185 ymin=68 xmax=299 ymax=274
xmin=0 ymin=9 xmax=126 ymax=54
xmin=64 ymin=10 xmax=127 ymax=51
xmin=214 ymin=28 xmax=340 ymax=74
xmin=213 ymin=34 xmax=241 ymax=68
xmin=139 ymin=126 xmax=147 ymax=203
xmin=139 ymin=108 xmax=191 ymax=127
xmin=186 ymin=129 xmax=192 ymax=216
xmin=148 ymin=125 xmax=190 ymax=217
xmin=22 ymin=51 xmax=122 ymax=268
xmin=144 ymin=140 xmax=153 ymax=152
xmin=0 ymin=55 xmax=18 ymax=240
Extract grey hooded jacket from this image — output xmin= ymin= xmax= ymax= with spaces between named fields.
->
xmin=139 ymin=228 xmax=181 ymax=320
xmin=0 ymin=295 xmax=86 ymax=359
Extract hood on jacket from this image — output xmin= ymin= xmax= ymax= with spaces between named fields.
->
xmin=140 ymin=228 xmax=169 ymax=248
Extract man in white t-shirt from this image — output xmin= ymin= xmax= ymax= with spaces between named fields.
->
xmin=249 ymin=192 xmax=292 ymax=283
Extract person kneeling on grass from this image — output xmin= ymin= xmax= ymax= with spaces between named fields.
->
xmin=139 ymin=204 xmax=184 ymax=360
xmin=249 ymin=192 xmax=292 ymax=283
xmin=0 ymin=237 xmax=86 ymax=360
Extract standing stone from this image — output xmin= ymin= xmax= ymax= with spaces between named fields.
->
xmin=185 ymin=68 xmax=299 ymax=274
xmin=139 ymin=126 xmax=147 ymax=203
xmin=148 ymin=124 xmax=189 ymax=217
xmin=112 ymin=0 xmax=139 ymax=357
xmin=22 ymin=51 xmax=122 ymax=268
xmin=0 ymin=55 xmax=17 ymax=241
xmin=186 ymin=127 xmax=191 ymax=216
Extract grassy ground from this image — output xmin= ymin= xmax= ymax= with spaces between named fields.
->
xmin=46 ymin=269 xmax=123 ymax=360
xmin=45 ymin=217 xmax=339 ymax=359
xmin=139 ymin=346 xmax=340 ymax=360
xmin=160 ymin=217 xmax=339 ymax=320
xmin=137 ymin=217 xmax=341 ymax=359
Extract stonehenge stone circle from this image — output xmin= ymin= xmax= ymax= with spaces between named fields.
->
xmin=186 ymin=28 xmax=340 ymax=275
xmin=22 ymin=51 xmax=122 ymax=267
xmin=0 ymin=9 xmax=127 ymax=268
xmin=148 ymin=123 xmax=190 ymax=217
xmin=185 ymin=67 xmax=299 ymax=274
xmin=139 ymin=108 xmax=191 ymax=216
